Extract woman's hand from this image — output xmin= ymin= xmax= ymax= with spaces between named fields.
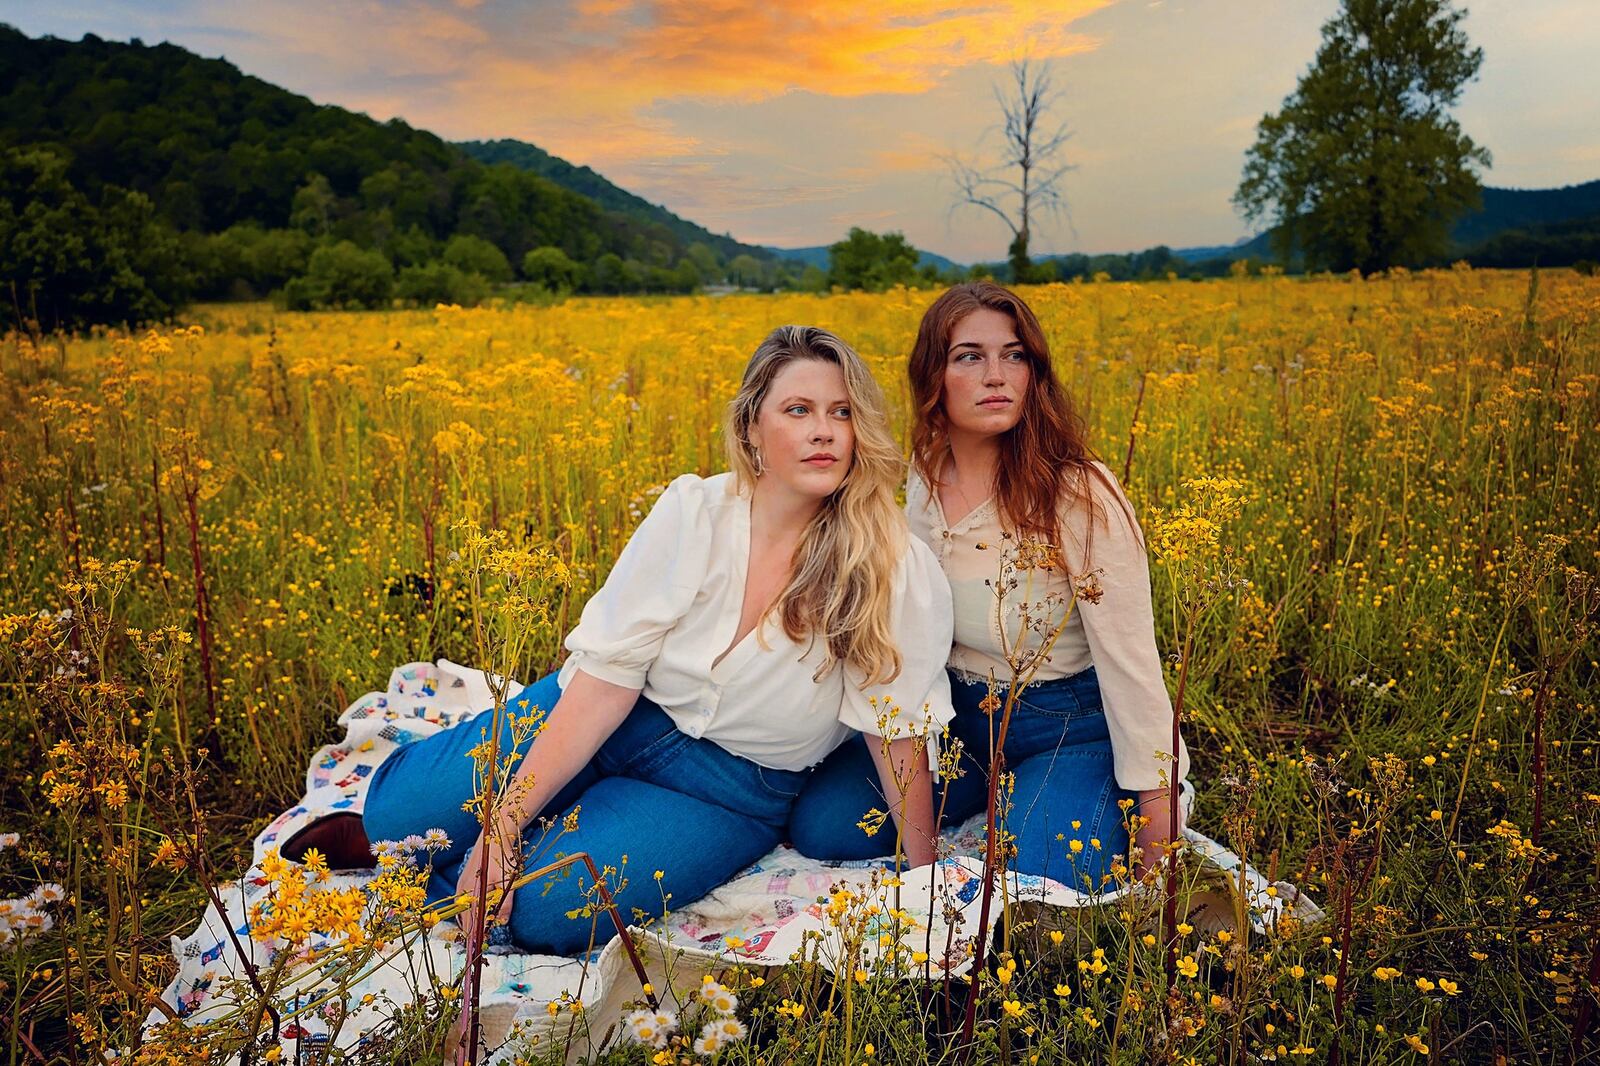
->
xmin=1131 ymin=787 xmax=1179 ymax=883
xmin=454 ymin=820 xmax=522 ymax=939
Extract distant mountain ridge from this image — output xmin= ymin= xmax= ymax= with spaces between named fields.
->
xmin=457 ymin=139 xmax=768 ymax=262
xmin=1222 ymin=179 xmax=1600 ymax=264
xmin=763 ymin=245 xmax=963 ymax=273
xmin=1450 ymin=180 xmax=1600 ymax=247
xmin=1170 ymin=240 xmax=1254 ymax=263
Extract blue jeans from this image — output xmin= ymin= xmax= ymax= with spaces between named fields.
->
xmin=363 ymin=671 xmax=808 ymax=955
xmin=787 ymin=667 xmax=1133 ymax=890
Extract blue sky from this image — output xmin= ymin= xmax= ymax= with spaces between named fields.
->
xmin=5 ymin=0 xmax=1597 ymax=261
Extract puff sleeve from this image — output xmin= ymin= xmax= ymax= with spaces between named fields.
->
xmin=559 ymin=474 xmax=712 ymax=690
xmin=1065 ymin=463 xmax=1191 ymax=792
xmin=836 ymin=534 xmax=957 ymax=770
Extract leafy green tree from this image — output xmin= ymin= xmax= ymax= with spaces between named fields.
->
xmin=727 ymin=254 xmax=765 ymax=289
xmin=280 ymin=240 xmax=393 ymax=309
xmin=192 ymin=225 xmax=255 ymax=299
xmin=0 ymin=147 xmax=189 ymax=330
xmin=395 ymin=261 xmax=490 ymax=306
xmin=798 ymin=264 xmax=829 ymax=292
xmin=192 ymin=224 xmax=316 ymax=297
xmin=587 ymin=253 xmax=656 ymax=293
xmin=384 ymin=224 xmax=438 ymax=270
xmin=442 ymin=233 xmax=512 ymax=283
xmin=618 ymin=258 xmax=646 ymax=292
xmin=591 ymin=252 xmax=629 ymax=294
xmin=522 ymin=246 xmax=581 ymax=290
xmin=290 ymin=173 xmax=338 ymax=236
xmin=359 ymin=163 xmax=447 ymax=232
xmin=685 ymin=241 xmax=722 ymax=282
xmin=1234 ymin=0 xmax=1490 ymax=274
xmin=827 ymin=227 xmax=921 ymax=291
xmin=248 ymin=228 xmax=315 ymax=289
xmin=669 ymin=259 xmax=702 ymax=293
xmin=1026 ymin=258 xmax=1059 ymax=283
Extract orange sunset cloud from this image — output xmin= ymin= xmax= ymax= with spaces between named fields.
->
xmin=360 ymin=0 xmax=1116 ymax=166
xmin=556 ymin=0 xmax=1114 ymax=102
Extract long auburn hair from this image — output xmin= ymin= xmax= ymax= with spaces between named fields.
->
xmin=725 ymin=325 xmax=906 ymax=685
xmin=908 ymin=281 xmax=1098 ymax=549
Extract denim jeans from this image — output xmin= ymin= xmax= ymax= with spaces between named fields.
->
xmin=363 ymin=670 xmax=808 ymax=955
xmin=787 ymin=666 xmax=1133 ymax=890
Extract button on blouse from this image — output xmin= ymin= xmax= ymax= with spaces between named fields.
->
xmin=560 ymin=472 xmax=956 ymax=772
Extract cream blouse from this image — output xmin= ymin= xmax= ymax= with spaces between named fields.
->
xmin=906 ymin=461 xmax=1190 ymax=792
xmin=559 ymin=472 xmax=956 ymax=772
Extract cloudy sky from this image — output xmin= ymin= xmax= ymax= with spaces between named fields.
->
xmin=6 ymin=0 xmax=1597 ymax=261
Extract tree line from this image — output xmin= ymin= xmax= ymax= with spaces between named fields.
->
xmin=0 ymin=26 xmax=812 ymax=330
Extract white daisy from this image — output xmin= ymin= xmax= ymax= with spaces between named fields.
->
xmin=623 ymin=1008 xmax=676 ymax=1049
xmin=29 ymin=883 xmax=66 ymax=906
xmin=693 ymin=1022 xmax=724 ymax=1056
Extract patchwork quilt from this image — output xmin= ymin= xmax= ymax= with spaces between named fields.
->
xmin=156 ymin=660 xmax=1320 ymax=1061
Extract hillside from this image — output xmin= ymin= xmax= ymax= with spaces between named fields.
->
xmin=0 ymin=26 xmax=571 ymax=242
xmin=457 ymin=139 xmax=766 ymax=263
xmin=1451 ymin=180 xmax=1600 ymax=248
xmin=0 ymin=23 xmax=801 ymax=326
xmin=1222 ymin=179 xmax=1600 ymax=266
xmin=1171 ymin=240 xmax=1254 ymax=263
xmin=1463 ymin=211 xmax=1600 ymax=269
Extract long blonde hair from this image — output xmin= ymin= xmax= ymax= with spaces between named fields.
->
xmin=724 ymin=326 xmax=906 ymax=684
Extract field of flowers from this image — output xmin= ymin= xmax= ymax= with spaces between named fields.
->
xmin=2 ymin=268 xmax=1597 ymax=1064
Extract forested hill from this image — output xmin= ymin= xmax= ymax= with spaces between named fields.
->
xmin=457 ymin=139 xmax=761 ymax=263
xmin=0 ymin=24 xmax=792 ymax=328
xmin=1450 ymin=180 xmax=1600 ymax=247
xmin=1225 ymin=179 xmax=1600 ymax=266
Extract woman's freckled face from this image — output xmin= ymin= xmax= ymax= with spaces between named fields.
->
xmin=942 ymin=307 xmax=1031 ymax=440
xmin=748 ymin=359 xmax=855 ymax=499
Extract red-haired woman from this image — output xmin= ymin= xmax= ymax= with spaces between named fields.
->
xmin=788 ymin=282 xmax=1188 ymax=888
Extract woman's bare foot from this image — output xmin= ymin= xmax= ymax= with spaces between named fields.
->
xmin=279 ymin=813 xmax=373 ymax=868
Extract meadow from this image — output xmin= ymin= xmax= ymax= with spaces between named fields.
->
xmin=1 ymin=268 xmax=1597 ymax=1064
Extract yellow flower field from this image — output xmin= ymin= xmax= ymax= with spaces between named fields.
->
xmin=1 ymin=269 xmax=1597 ymax=1063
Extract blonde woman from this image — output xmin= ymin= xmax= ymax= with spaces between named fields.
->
xmin=311 ymin=325 xmax=954 ymax=954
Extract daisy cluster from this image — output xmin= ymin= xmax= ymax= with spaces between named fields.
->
xmin=623 ymin=975 xmax=748 ymax=1059
xmin=1 ymin=832 xmax=64 ymax=948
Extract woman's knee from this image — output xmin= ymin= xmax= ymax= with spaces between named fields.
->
xmin=786 ymin=741 xmax=889 ymax=861
xmin=366 ymin=672 xmax=563 ymax=830
xmin=789 ymin=791 xmax=852 ymax=859
xmin=507 ymin=872 xmax=613 ymax=956
xmin=363 ymin=753 xmax=426 ymax=846
xmin=1008 ymin=751 xmax=1128 ymax=885
xmin=788 ymin=783 xmax=893 ymax=860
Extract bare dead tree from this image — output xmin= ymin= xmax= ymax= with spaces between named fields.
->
xmin=946 ymin=58 xmax=1075 ymax=280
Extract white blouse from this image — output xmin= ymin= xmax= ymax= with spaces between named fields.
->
xmin=559 ymin=472 xmax=956 ymax=772
xmin=906 ymin=461 xmax=1190 ymax=792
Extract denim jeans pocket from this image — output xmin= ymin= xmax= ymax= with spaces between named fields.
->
xmin=1013 ymin=687 xmax=1088 ymax=720
xmin=623 ymin=725 xmax=691 ymax=777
